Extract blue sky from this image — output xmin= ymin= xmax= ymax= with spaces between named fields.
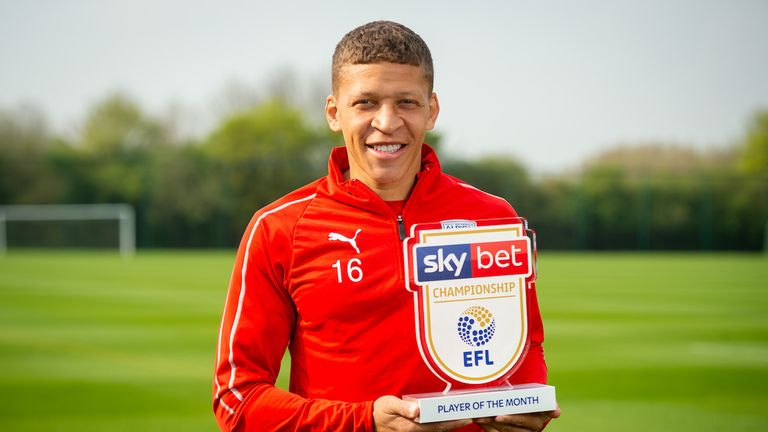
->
xmin=2 ymin=0 xmax=767 ymax=172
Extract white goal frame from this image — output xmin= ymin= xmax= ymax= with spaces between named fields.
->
xmin=0 ymin=204 xmax=135 ymax=257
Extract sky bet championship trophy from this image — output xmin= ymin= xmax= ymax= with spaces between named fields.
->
xmin=403 ymin=217 xmax=556 ymax=423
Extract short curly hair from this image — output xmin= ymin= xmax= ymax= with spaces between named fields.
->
xmin=332 ymin=21 xmax=434 ymax=94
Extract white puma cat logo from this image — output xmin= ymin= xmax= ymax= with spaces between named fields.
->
xmin=328 ymin=228 xmax=362 ymax=254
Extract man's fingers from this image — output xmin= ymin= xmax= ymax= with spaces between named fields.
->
xmin=476 ymin=423 xmax=502 ymax=432
xmin=473 ymin=405 xmax=560 ymax=431
xmin=400 ymin=400 xmax=419 ymax=420
xmin=492 ymin=413 xmax=546 ymax=431
xmin=548 ymin=405 xmax=561 ymax=419
xmin=377 ymin=395 xmax=419 ymax=420
xmin=374 ymin=395 xmax=475 ymax=431
xmin=424 ymin=418 xmax=474 ymax=431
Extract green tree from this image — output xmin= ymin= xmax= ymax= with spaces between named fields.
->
xmin=740 ymin=109 xmax=768 ymax=175
xmin=579 ymin=165 xmax=639 ymax=249
xmin=142 ymin=143 xmax=226 ymax=247
xmin=526 ymin=176 xmax=581 ymax=249
xmin=204 ymin=99 xmax=333 ymax=238
xmin=443 ymin=156 xmax=531 ymax=208
xmin=75 ymin=93 xmax=168 ymax=203
xmin=0 ymin=106 xmax=63 ymax=204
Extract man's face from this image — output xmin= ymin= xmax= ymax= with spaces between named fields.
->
xmin=325 ymin=62 xmax=439 ymax=200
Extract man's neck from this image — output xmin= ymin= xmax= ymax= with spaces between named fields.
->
xmin=342 ymin=170 xmax=416 ymax=201
xmin=369 ymin=181 xmax=414 ymax=201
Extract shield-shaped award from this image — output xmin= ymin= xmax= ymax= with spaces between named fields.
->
xmin=403 ymin=217 xmax=556 ymax=422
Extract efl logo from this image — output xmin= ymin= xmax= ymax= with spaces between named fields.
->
xmin=414 ymin=239 xmax=530 ymax=283
xmin=457 ymin=306 xmax=496 ymax=347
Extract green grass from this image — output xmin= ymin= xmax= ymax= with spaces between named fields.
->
xmin=1 ymin=251 xmax=766 ymax=431
xmin=0 ymin=251 xmax=231 ymax=431
xmin=538 ymin=253 xmax=768 ymax=431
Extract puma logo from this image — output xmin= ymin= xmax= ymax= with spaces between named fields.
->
xmin=328 ymin=229 xmax=362 ymax=254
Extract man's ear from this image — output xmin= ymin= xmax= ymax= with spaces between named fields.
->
xmin=426 ymin=92 xmax=440 ymax=131
xmin=325 ymin=95 xmax=342 ymax=132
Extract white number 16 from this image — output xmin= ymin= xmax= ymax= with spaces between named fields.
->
xmin=332 ymin=258 xmax=363 ymax=283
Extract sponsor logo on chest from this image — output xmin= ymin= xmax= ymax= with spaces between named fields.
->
xmin=414 ymin=239 xmax=530 ymax=282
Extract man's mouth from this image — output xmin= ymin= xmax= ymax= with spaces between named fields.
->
xmin=367 ymin=144 xmax=404 ymax=154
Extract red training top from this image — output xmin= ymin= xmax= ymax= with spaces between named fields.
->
xmin=213 ymin=145 xmax=548 ymax=431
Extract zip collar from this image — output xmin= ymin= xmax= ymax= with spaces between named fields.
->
xmin=320 ymin=144 xmax=443 ymax=218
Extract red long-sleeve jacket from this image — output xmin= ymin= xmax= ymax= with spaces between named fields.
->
xmin=213 ymin=145 xmax=547 ymax=431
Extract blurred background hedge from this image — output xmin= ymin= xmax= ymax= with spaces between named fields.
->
xmin=2 ymin=94 xmax=766 ymax=250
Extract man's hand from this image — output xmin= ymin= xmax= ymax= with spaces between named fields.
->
xmin=473 ymin=405 xmax=561 ymax=432
xmin=373 ymin=395 xmax=473 ymax=432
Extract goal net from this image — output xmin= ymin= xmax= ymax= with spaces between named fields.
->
xmin=0 ymin=204 xmax=135 ymax=256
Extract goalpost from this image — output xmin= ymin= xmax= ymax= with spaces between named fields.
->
xmin=0 ymin=204 xmax=135 ymax=257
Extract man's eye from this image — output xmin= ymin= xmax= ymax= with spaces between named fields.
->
xmin=353 ymin=99 xmax=374 ymax=106
xmin=400 ymin=99 xmax=419 ymax=106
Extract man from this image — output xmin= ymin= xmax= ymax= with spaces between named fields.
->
xmin=213 ymin=20 xmax=559 ymax=431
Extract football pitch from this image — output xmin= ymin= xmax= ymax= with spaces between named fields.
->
xmin=0 ymin=251 xmax=766 ymax=431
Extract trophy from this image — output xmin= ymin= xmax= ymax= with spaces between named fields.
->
xmin=402 ymin=217 xmax=556 ymax=422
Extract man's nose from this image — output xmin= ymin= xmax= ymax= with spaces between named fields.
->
xmin=371 ymin=104 xmax=404 ymax=133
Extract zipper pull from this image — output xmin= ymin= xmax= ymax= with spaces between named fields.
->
xmin=397 ymin=215 xmax=406 ymax=241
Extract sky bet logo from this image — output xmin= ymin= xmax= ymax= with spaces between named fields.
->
xmin=415 ymin=239 xmax=530 ymax=283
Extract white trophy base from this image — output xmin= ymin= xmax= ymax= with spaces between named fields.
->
xmin=404 ymin=383 xmax=557 ymax=423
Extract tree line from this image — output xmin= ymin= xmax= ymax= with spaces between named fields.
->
xmin=1 ymin=94 xmax=766 ymax=250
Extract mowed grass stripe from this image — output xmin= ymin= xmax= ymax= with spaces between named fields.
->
xmin=0 ymin=251 xmax=232 ymax=431
xmin=1 ymin=251 xmax=766 ymax=431
xmin=537 ymin=253 xmax=768 ymax=431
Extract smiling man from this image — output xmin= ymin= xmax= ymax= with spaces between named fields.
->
xmin=325 ymin=60 xmax=438 ymax=201
xmin=213 ymin=21 xmax=558 ymax=432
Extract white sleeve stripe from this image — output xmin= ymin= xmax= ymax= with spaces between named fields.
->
xmin=218 ymin=397 xmax=236 ymax=415
xmin=230 ymin=387 xmax=243 ymax=401
xmin=215 ymin=193 xmax=317 ymax=410
xmin=213 ymin=289 xmax=229 ymax=396
xmin=457 ymin=182 xmax=510 ymax=204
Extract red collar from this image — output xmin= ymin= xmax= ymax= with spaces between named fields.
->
xmin=327 ymin=143 xmax=441 ymax=185
xmin=321 ymin=144 xmax=443 ymax=216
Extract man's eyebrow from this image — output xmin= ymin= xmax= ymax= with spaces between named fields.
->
xmin=350 ymin=91 xmax=422 ymax=99
xmin=351 ymin=91 xmax=379 ymax=99
xmin=394 ymin=91 xmax=421 ymax=99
